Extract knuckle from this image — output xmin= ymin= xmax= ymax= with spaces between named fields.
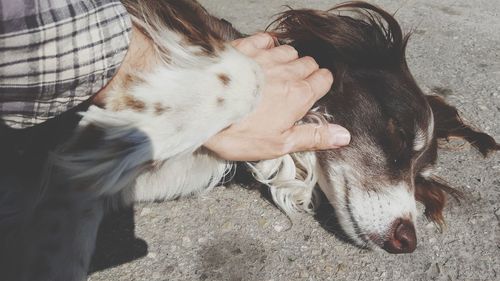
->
xmin=313 ymin=126 xmax=324 ymax=149
xmin=283 ymin=63 xmax=303 ymax=78
xmin=255 ymin=32 xmax=271 ymax=40
xmin=255 ymin=33 xmax=274 ymax=45
xmin=238 ymin=39 xmax=254 ymax=50
xmin=299 ymin=57 xmax=319 ymax=78
xmin=279 ymin=45 xmax=299 ymax=59
xmin=319 ymin=68 xmax=334 ymax=84
xmin=302 ymin=56 xmax=319 ymax=69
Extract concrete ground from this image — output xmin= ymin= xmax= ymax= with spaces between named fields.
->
xmin=89 ymin=1 xmax=500 ymax=280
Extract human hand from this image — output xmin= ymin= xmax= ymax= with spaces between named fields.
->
xmin=204 ymin=33 xmax=350 ymax=161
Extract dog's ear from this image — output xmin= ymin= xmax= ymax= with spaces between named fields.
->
xmin=414 ymin=175 xmax=463 ymax=229
xmin=426 ymin=95 xmax=499 ymax=156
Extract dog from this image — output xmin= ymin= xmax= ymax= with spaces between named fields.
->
xmin=0 ymin=1 xmax=498 ymax=280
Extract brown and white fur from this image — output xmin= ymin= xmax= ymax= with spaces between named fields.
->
xmin=0 ymin=1 xmax=498 ymax=280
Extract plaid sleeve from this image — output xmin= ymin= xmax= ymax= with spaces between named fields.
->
xmin=0 ymin=0 xmax=131 ymax=129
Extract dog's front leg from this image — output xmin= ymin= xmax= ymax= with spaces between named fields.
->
xmin=62 ymin=44 xmax=263 ymax=197
xmin=100 ymin=45 xmax=263 ymax=161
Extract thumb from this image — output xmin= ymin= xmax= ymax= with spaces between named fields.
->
xmin=284 ymin=123 xmax=351 ymax=153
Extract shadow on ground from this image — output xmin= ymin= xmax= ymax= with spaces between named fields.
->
xmin=90 ymin=207 xmax=148 ymax=273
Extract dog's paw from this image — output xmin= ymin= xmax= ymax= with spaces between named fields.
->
xmin=94 ymin=42 xmax=262 ymax=160
xmin=205 ymin=45 xmax=263 ymax=121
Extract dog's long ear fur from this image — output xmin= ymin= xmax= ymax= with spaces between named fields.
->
xmin=419 ymin=95 xmax=498 ymax=226
xmin=268 ymin=1 xmax=410 ymax=73
xmin=415 ymin=175 xmax=463 ymax=229
xmin=426 ymin=95 xmax=499 ymax=156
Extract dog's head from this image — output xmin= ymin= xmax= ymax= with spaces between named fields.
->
xmin=271 ymin=2 xmax=499 ymax=253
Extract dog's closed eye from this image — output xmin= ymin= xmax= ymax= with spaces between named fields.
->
xmin=383 ymin=118 xmax=412 ymax=170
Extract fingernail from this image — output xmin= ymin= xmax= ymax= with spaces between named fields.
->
xmin=328 ymin=125 xmax=351 ymax=146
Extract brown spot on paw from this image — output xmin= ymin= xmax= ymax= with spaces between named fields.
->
xmin=216 ymin=97 xmax=225 ymax=106
xmin=109 ymin=93 xmax=147 ymax=112
xmin=154 ymin=102 xmax=170 ymax=115
xmin=124 ymin=95 xmax=146 ymax=112
xmin=123 ymin=73 xmax=145 ymax=89
xmin=217 ymin=73 xmax=231 ymax=86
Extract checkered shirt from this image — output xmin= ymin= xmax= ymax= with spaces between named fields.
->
xmin=0 ymin=0 xmax=131 ymax=129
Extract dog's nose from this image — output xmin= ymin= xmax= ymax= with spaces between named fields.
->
xmin=382 ymin=219 xmax=417 ymax=254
